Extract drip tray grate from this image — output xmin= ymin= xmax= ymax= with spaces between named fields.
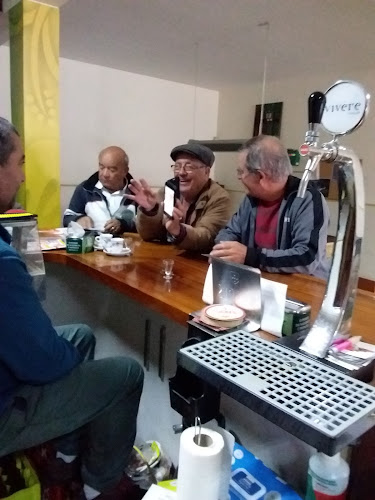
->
xmin=180 ymin=331 xmax=375 ymax=438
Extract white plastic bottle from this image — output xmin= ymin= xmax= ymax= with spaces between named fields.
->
xmin=305 ymin=452 xmax=349 ymax=500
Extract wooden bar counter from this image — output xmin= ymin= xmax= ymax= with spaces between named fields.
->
xmin=42 ymin=235 xmax=375 ymax=497
xmin=43 ymin=235 xmax=375 ymax=343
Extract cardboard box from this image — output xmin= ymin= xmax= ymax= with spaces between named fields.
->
xmin=66 ymin=232 xmax=95 ymax=253
xmin=230 ymin=443 xmax=302 ymax=499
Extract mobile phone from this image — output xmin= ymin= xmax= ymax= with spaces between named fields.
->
xmin=163 ymin=177 xmax=180 ymax=217
xmin=230 ymin=468 xmax=267 ymax=500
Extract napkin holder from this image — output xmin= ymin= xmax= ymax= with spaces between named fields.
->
xmin=66 ymin=227 xmax=95 ymax=254
xmin=0 ymin=213 xmax=45 ymax=298
xmin=169 ymin=339 xmax=221 ymax=427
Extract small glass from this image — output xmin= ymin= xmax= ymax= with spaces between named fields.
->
xmin=124 ymin=237 xmax=135 ymax=254
xmin=162 ymin=259 xmax=174 ymax=279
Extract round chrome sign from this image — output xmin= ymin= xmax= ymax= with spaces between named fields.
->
xmin=321 ymin=80 xmax=370 ymax=136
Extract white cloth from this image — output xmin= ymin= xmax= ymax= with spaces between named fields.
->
xmin=84 ymin=181 xmax=128 ymax=231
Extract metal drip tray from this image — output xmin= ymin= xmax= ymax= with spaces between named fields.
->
xmin=178 ymin=331 xmax=375 ymax=454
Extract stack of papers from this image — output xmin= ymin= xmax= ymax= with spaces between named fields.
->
xmin=326 ymin=341 xmax=375 ymax=370
xmin=142 ymin=484 xmax=176 ymax=499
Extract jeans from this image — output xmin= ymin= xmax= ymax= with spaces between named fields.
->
xmin=0 ymin=324 xmax=144 ymax=492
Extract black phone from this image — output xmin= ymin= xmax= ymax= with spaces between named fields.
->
xmin=163 ymin=177 xmax=180 ymax=217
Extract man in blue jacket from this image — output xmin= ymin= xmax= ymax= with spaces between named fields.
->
xmin=63 ymin=146 xmax=137 ymax=234
xmin=0 ymin=117 xmax=144 ymax=500
xmin=211 ymin=135 xmax=329 ymax=278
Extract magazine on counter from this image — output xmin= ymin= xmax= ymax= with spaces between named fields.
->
xmin=39 ymin=228 xmax=67 ymax=250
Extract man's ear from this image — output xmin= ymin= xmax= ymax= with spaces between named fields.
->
xmin=258 ymin=170 xmax=267 ymax=185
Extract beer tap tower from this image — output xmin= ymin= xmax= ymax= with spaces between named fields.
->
xmin=298 ymin=80 xmax=370 ymax=358
xmin=176 ymin=81 xmax=375 ymax=455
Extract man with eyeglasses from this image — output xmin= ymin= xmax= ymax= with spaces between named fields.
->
xmin=211 ymin=135 xmax=329 ymax=278
xmin=128 ymin=143 xmax=231 ymax=252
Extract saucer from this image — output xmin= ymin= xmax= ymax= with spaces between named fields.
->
xmin=205 ymin=304 xmax=245 ymax=322
xmin=103 ymin=248 xmax=131 ymax=257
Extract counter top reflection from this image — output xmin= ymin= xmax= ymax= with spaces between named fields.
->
xmin=43 ymin=235 xmax=375 ymax=343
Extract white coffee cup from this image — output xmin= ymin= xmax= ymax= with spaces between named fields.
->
xmin=95 ymin=233 xmax=113 ymax=248
xmin=105 ymin=237 xmax=124 ymax=253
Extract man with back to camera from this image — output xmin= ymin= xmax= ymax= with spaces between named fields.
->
xmin=0 ymin=117 xmax=144 ymax=499
xmin=63 ymin=146 xmax=137 ymax=235
xmin=127 ymin=143 xmax=231 ymax=253
xmin=210 ymin=135 xmax=329 ymax=278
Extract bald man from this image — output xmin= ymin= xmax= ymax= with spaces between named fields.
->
xmin=211 ymin=135 xmax=329 ymax=278
xmin=63 ymin=146 xmax=137 ymax=234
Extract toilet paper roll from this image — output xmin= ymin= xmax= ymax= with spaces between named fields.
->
xmin=177 ymin=426 xmax=224 ymax=500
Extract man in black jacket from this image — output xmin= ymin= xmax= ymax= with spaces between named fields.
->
xmin=63 ymin=146 xmax=137 ymax=234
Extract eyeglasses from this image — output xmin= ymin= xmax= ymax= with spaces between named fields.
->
xmin=236 ymin=167 xmax=260 ymax=177
xmin=171 ymin=163 xmax=206 ymax=174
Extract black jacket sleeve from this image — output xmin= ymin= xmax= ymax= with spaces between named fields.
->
xmin=63 ymin=185 xmax=87 ymax=227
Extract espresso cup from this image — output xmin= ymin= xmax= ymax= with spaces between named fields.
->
xmin=95 ymin=233 xmax=113 ymax=248
xmin=105 ymin=237 xmax=124 ymax=253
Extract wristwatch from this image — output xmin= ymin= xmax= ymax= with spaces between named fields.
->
xmin=168 ymin=224 xmax=186 ymax=243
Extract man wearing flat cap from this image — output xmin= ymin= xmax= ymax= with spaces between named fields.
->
xmin=127 ymin=143 xmax=231 ymax=252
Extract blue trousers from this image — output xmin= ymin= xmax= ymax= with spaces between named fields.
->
xmin=0 ymin=324 xmax=144 ymax=492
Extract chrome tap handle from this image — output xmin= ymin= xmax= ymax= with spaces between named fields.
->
xmin=306 ymin=91 xmax=326 ymax=145
xmin=308 ymin=92 xmax=326 ymax=128
xmin=298 ymin=92 xmax=327 ymax=197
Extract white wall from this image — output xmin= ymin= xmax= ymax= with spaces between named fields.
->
xmin=59 ymin=57 xmax=218 ymax=213
xmin=0 ymin=46 xmax=219 ymax=217
xmin=216 ymin=69 xmax=375 ymax=279
xmin=2 ymin=41 xmax=375 ymax=278
xmin=0 ymin=46 xmax=11 ymax=121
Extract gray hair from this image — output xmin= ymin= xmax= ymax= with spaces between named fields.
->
xmin=240 ymin=135 xmax=292 ymax=182
xmin=0 ymin=117 xmax=19 ymax=166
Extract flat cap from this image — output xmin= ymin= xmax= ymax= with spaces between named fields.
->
xmin=170 ymin=143 xmax=215 ymax=167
